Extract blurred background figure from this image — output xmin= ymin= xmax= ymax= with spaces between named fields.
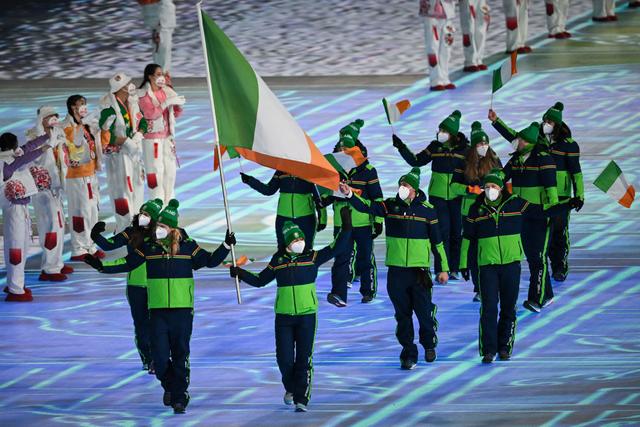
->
xmin=546 ymin=1 xmax=572 ymax=38
xmin=503 ymin=0 xmax=532 ymax=54
xmin=420 ymin=0 xmax=458 ymax=91
xmin=460 ymin=0 xmax=490 ymax=72
xmin=139 ymin=0 xmax=176 ymax=73
xmin=592 ymin=0 xmax=618 ymax=21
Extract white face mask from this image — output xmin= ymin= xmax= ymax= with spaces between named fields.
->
xmin=511 ymin=139 xmax=520 ymax=152
xmin=47 ymin=116 xmax=58 ymax=127
xmin=437 ymin=131 xmax=450 ymax=143
xmin=155 ymin=227 xmax=169 ymax=240
xmin=486 ymin=187 xmax=501 ymax=201
xmin=138 ymin=214 xmax=151 ymax=227
xmin=476 ymin=145 xmax=489 ymax=157
xmin=543 ymin=123 xmax=554 ymax=135
xmin=78 ymin=105 xmax=88 ymax=118
xmin=155 ymin=76 xmax=166 ymax=87
xmin=289 ymin=240 xmax=305 ymax=254
xmin=397 ymin=185 xmax=411 ymax=200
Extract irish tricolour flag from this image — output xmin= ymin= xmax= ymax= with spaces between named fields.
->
xmin=382 ymin=98 xmax=411 ymax=124
xmin=199 ymin=8 xmax=339 ymax=190
xmin=594 ymin=161 xmax=636 ymax=208
xmin=492 ymin=51 xmax=518 ymax=93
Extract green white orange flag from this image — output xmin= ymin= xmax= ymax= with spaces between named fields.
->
xmin=593 ymin=161 xmax=635 ymax=208
xmin=382 ymin=98 xmax=411 ymax=124
xmin=492 ymin=51 xmax=518 ymax=93
xmin=199 ymin=9 xmax=339 ymax=190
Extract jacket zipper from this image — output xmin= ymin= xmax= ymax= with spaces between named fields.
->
xmin=493 ymin=204 xmax=504 ymax=264
xmin=404 ymin=205 xmax=410 ymax=267
xmin=289 ymin=256 xmax=297 ymax=314
xmin=165 ymin=252 xmax=171 ymax=307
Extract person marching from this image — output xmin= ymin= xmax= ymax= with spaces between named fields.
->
xmin=489 ymin=110 xmax=559 ymax=313
xmin=541 ymin=102 xmax=584 ymax=282
xmin=392 ymin=110 xmax=468 ymax=279
xmin=1 ymin=132 xmax=50 ymax=302
xmin=546 ymin=1 xmax=572 ymax=39
xmin=503 ymin=0 xmax=532 ymax=54
xmin=90 ymin=198 xmax=164 ymax=373
xmin=460 ymin=169 xmax=580 ymax=362
xmin=419 ymin=0 xmax=458 ymax=90
xmin=62 ymin=95 xmax=105 ymax=261
xmin=99 ymin=72 xmax=148 ymax=233
xmin=230 ymin=207 xmax=352 ymax=412
xmin=454 ymin=121 xmax=502 ymax=301
xmin=84 ymin=199 xmax=235 ymax=414
xmin=138 ymin=63 xmax=185 ymax=204
xmin=460 ymin=0 xmax=490 ymax=72
xmin=26 ymin=106 xmax=72 ymax=281
xmin=325 ymin=125 xmax=383 ymax=306
xmin=239 ymin=170 xmax=327 ymax=250
xmin=339 ymin=168 xmax=449 ymax=368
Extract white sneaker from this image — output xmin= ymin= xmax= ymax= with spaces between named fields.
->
xmin=542 ymin=297 xmax=555 ymax=308
xmin=283 ymin=392 xmax=294 ymax=406
xmin=295 ymin=402 xmax=308 ymax=412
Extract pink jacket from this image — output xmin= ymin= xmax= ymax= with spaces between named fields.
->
xmin=138 ymin=88 xmax=183 ymax=139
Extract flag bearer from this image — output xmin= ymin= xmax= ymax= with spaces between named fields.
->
xmin=230 ymin=207 xmax=352 ymax=413
xmin=84 ymin=199 xmax=235 ymax=415
xmin=339 ymin=168 xmax=448 ymax=369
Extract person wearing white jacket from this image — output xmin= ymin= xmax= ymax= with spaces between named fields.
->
xmin=503 ymin=0 xmax=532 ymax=54
xmin=460 ymin=0 xmax=490 ymax=72
xmin=419 ymin=0 xmax=458 ymax=91
xmin=62 ymin=95 xmax=105 ymax=261
xmin=25 ymin=106 xmax=72 ymax=282
xmin=139 ymin=0 xmax=176 ymax=73
xmin=546 ymin=1 xmax=571 ymax=38
xmin=99 ymin=72 xmax=148 ymax=233
xmin=137 ymin=63 xmax=185 ymax=204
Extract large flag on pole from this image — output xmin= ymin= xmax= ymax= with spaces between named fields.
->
xmin=492 ymin=51 xmax=518 ymax=93
xmin=199 ymin=10 xmax=340 ymax=190
xmin=594 ymin=160 xmax=635 ymax=208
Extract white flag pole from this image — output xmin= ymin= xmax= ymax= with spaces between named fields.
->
xmin=196 ymin=1 xmax=242 ymax=304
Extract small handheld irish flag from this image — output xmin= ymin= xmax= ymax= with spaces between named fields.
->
xmin=593 ymin=161 xmax=635 ymax=208
xmin=382 ymin=98 xmax=411 ymax=125
xmin=492 ymin=51 xmax=518 ymax=93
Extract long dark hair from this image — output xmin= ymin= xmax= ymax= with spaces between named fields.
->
xmin=66 ymin=95 xmax=87 ymax=125
xmin=129 ymin=214 xmax=156 ymax=250
xmin=464 ymin=145 xmax=502 ymax=184
xmin=139 ymin=63 xmax=162 ymax=89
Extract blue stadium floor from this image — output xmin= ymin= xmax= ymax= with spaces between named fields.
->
xmin=0 ymin=8 xmax=639 ymax=427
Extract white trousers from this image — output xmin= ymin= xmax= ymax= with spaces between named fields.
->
xmin=66 ymin=175 xmax=100 ymax=256
xmin=3 ymin=204 xmax=31 ymax=294
xmin=546 ymin=1 xmax=570 ymax=35
xmin=460 ymin=0 xmax=489 ymax=67
xmin=153 ymin=29 xmax=174 ymax=73
xmin=423 ymin=17 xmax=453 ymax=87
xmin=104 ymin=153 xmax=145 ymax=233
xmin=33 ymin=191 xmax=65 ymax=274
xmin=142 ymin=137 xmax=177 ymax=204
xmin=503 ymin=0 xmax=529 ymax=52
xmin=592 ymin=0 xmax=616 ymax=18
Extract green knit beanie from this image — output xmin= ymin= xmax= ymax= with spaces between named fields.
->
xmin=141 ymin=198 xmax=164 ymax=221
xmin=439 ymin=110 xmax=462 ymax=135
xmin=282 ymin=221 xmax=305 ymax=247
xmin=399 ymin=167 xmax=421 ymax=191
xmin=517 ymin=122 xmax=541 ymax=145
xmin=340 ymin=119 xmax=365 ymax=141
xmin=339 ymin=133 xmax=356 ymax=148
xmin=483 ymin=168 xmax=505 ymax=188
xmin=470 ymin=121 xmax=489 ymax=145
xmin=543 ymin=101 xmax=564 ymax=125
xmin=158 ymin=199 xmax=180 ymax=228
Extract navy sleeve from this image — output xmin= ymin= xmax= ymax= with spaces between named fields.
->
xmin=244 ymin=171 xmax=280 ymax=196
xmin=314 ymin=228 xmax=352 ymax=265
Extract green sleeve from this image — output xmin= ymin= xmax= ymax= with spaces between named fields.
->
xmin=434 ymin=242 xmax=449 ymax=273
xmin=573 ymin=172 xmax=585 ymax=200
xmin=459 ymin=238 xmax=470 ymax=270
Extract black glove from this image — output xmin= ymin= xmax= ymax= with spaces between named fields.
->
xmin=392 ymin=134 xmax=404 ymax=148
xmin=316 ymin=221 xmax=327 ymax=232
xmin=340 ymin=206 xmax=352 ymax=231
xmin=461 ymin=268 xmax=470 ymax=281
xmin=225 ymin=230 xmax=236 ymax=247
xmin=84 ymin=254 xmax=103 ymax=272
xmin=90 ymin=221 xmax=106 ymax=240
xmin=570 ymin=197 xmax=584 ymax=212
xmin=372 ymin=222 xmax=383 ymax=239
xmin=229 ymin=266 xmax=240 ymax=278
xmin=239 ymin=172 xmax=250 ymax=184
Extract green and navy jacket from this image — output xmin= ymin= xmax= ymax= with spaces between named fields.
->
xmin=243 ymin=170 xmax=327 ymax=225
xmin=101 ymin=237 xmax=230 ymax=309
xmin=394 ymin=134 xmax=468 ymax=201
xmin=460 ymin=193 xmax=571 ymax=269
xmin=546 ymin=124 xmax=584 ymax=200
xmin=348 ymin=190 xmax=449 ymax=270
xmin=93 ymin=226 xmax=147 ymax=287
xmin=237 ymin=228 xmax=351 ymax=315
xmin=492 ymin=118 xmax=559 ymax=208
xmin=322 ymin=160 xmax=384 ymax=229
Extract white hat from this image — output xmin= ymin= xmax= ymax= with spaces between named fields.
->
xmin=37 ymin=105 xmax=58 ymax=119
xmin=109 ymin=72 xmax=132 ymax=93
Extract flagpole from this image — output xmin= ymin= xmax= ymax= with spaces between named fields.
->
xmin=196 ymin=1 xmax=242 ymax=304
